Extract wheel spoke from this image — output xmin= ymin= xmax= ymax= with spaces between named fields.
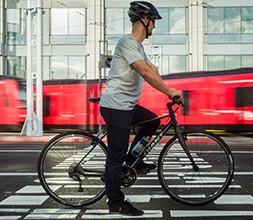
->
xmin=158 ymin=132 xmax=234 ymax=206
xmin=38 ymin=131 xmax=107 ymax=207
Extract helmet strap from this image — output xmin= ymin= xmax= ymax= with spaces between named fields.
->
xmin=139 ymin=19 xmax=150 ymax=39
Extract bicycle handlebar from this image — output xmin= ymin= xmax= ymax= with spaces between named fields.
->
xmin=88 ymin=96 xmax=183 ymax=109
xmin=171 ymin=95 xmax=183 ymax=105
xmin=166 ymin=95 xmax=183 ymax=113
xmin=172 ymin=95 xmax=181 ymax=103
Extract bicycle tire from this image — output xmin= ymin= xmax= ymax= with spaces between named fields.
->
xmin=38 ymin=131 xmax=107 ymax=207
xmin=158 ymin=131 xmax=234 ymax=206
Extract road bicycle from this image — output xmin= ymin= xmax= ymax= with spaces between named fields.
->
xmin=37 ymin=97 xmax=234 ymax=207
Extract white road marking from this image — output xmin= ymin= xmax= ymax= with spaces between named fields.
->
xmin=0 ymin=216 xmax=21 ymax=220
xmin=16 ymin=185 xmax=60 ymax=194
xmin=0 ymin=150 xmax=41 ymax=153
xmin=0 ymin=208 xmax=29 ymax=212
xmin=24 ymin=208 xmax=80 ymax=219
xmin=25 ymin=214 xmax=78 ymax=219
xmin=83 ymin=210 xmax=163 ymax=219
xmin=170 ymin=210 xmax=253 ymax=217
xmin=215 ymin=195 xmax=253 ymax=204
xmin=0 ymin=195 xmax=48 ymax=205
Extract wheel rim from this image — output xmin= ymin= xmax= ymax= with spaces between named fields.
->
xmin=158 ymin=132 xmax=233 ymax=205
xmin=38 ymin=133 xmax=106 ymax=206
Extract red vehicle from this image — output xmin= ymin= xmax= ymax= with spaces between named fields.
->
xmin=0 ymin=76 xmax=26 ymax=131
xmin=139 ymin=68 xmax=253 ymax=132
xmin=42 ymin=79 xmax=100 ymax=131
xmin=43 ymin=68 xmax=253 ymax=133
xmin=0 ymin=68 xmax=252 ymax=132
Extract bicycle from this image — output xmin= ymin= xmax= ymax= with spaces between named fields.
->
xmin=37 ymin=97 xmax=234 ymax=207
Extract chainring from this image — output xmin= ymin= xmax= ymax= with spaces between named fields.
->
xmin=120 ymin=165 xmax=137 ymax=187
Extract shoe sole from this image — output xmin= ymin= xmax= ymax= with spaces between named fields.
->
xmin=109 ymin=211 xmax=144 ymax=216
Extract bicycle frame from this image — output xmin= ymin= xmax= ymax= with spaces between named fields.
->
xmin=74 ymin=99 xmax=198 ymax=177
xmin=86 ymin=100 xmax=199 ymax=171
xmin=130 ymin=101 xmax=198 ymax=171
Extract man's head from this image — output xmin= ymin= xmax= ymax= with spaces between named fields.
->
xmin=128 ymin=1 xmax=162 ymax=38
xmin=128 ymin=1 xmax=162 ymax=22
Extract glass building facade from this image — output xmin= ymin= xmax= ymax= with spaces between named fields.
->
xmin=0 ymin=0 xmax=253 ymax=80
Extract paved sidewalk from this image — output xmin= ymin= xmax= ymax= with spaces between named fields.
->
xmin=0 ymin=133 xmax=55 ymax=143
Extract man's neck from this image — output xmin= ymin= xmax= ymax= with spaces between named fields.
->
xmin=131 ymin=22 xmax=146 ymax=44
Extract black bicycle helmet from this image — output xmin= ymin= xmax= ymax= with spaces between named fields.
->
xmin=128 ymin=1 xmax=162 ymax=22
xmin=128 ymin=1 xmax=162 ymax=38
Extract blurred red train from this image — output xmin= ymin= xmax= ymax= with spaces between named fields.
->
xmin=0 ymin=76 xmax=26 ymax=131
xmin=0 ymin=68 xmax=252 ymax=132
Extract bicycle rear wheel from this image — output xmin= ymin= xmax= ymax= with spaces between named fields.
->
xmin=38 ymin=131 xmax=107 ymax=207
xmin=158 ymin=131 xmax=234 ymax=206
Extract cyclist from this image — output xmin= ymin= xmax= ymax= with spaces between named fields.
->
xmin=100 ymin=1 xmax=183 ymax=216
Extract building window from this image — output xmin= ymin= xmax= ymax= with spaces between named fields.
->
xmin=6 ymin=56 xmax=26 ymax=77
xmin=242 ymin=7 xmax=253 ymax=33
xmin=207 ymin=7 xmax=253 ymax=43
xmin=51 ymin=56 xmax=86 ymax=79
xmin=106 ymin=8 xmax=131 ymax=44
xmin=51 ymin=8 xmax=86 ymax=44
xmin=160 ymin=55 xmax=187 ymax=74
xmin=242 ymin=55 xmax=253 ymax=67
xmin=170 ymin=55 xmax=187 ymax=73
xmin=5 ymin=9 xmax=27 ymax=45
xmin=106 ymin=7 xmax=186 ymax=45
xmin=155 ymin=7 xmax=186 ymax=34
xmin=152 ymin=7 xmax=186 ymax=45
xmin=207 ymin=55 xmax=253 ymax=70
xmin=207 ymin=55 xmax=245 ymax=70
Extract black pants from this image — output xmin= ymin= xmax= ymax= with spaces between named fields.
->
xmin=100 ymin=105 xmax=160 ymax=210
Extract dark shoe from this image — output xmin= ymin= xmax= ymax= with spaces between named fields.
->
xmin=135 ymin=161 xmax=156 ymax=174
xmin=109 ymin=200 xmax=144 ymax=216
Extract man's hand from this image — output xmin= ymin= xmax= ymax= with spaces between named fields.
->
xmin=168 ymin=88 xmax=183 ymax=101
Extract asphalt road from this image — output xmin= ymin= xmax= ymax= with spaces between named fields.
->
xmin=0 ymin=135 xmax=252 ymax=220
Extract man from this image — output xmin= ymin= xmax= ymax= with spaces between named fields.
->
xmin=100 ymin=1 xmax=183 ymax=216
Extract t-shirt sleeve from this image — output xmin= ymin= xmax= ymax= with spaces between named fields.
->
xmin=119 ymin=38 xmax=144 ymax=65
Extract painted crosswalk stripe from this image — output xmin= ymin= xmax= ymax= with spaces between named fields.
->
xmin=0 ymin=216 xmax=21 ymax=220
xmin=16 ymin=185 xmax=60 ymax=194
xmin=170 ymin=210 xmax=253 ymax=217
xmin=25 ymin=209 xmax=80 ymax=220
xmin=0 ymin=195 xmax=48 ymax=205
xmin=83 ymin=210 xmax=163 ymax=219
xmin=0 ymin=208 xmax=29 ymax=213
xmin=215 ymin=195 xmax=253 ymax=204
xmin=25 ymin=214 xmax=78 ymax=220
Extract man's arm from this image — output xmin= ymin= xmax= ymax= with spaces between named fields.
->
xmin=131 ymin=60 xmax=182 ymax=99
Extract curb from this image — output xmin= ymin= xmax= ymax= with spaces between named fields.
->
xmin=0 ymin=135 xmax=54 ymax=143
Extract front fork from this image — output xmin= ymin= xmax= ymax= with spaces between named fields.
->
xmin=175 ymin=126 xmax=199 ymax=171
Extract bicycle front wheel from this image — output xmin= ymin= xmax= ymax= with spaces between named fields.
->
xmin=38 ymin=131 xmax=107 ymax=207
xmin=158 ymin=131 xmax=234 ymax=206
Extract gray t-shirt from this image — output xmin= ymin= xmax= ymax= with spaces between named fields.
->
xmin=100 ymin=34 xmax=150 ymax=110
